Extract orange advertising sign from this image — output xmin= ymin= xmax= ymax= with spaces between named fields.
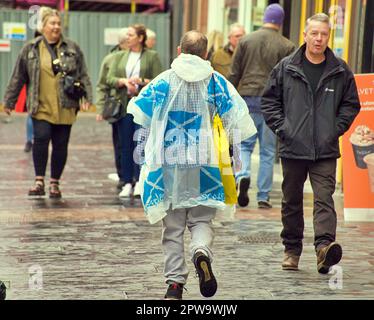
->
xmin=343 ymin=74 xmax=374 ymax=221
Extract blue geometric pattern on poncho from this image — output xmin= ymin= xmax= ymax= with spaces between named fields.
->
xmin=200 ymin=166 xmax=225 ymax=202
xmin=135 ymin=79 xmax=170 ymax=118
xmin=207 ymin=73 xmax=234 ymax=117
xmin=143 ymin=168 xmax=165 ymax=209
xmin=164 ymin=110 xmax=202 ymax=149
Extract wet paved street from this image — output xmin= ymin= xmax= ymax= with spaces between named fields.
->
xmin=0 ymin=113 xmax=373 ymax=300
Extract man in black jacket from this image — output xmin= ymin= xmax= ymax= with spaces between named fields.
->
xmin=262 ymin=13 xmax=360 ymax=273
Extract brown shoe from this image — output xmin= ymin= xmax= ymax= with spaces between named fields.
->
xmin=317 ymin=242 xmax=343 ymax=274
xmin=282 ymin=253 xmax=300 ymax=271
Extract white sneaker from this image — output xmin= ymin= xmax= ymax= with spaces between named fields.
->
xmin=119 ymin=183 xmax=132 ymax=198
xmin=108 ymin=173 xmax=119 ymax=182
xmin=133 ymin=182 xmax=141 ymax=197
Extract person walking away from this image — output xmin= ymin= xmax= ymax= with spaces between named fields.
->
xmin=229 ymin=4 xmax=296 ymax=209
xmin=128 ymin=31 xmax=256 ymax=299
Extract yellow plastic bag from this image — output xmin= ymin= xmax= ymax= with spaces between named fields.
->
xmin=213 ymin=114 xmax=238 ymax=205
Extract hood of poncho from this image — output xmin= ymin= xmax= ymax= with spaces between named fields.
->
xmin=171 ymin=53 xmax=213 ymax=82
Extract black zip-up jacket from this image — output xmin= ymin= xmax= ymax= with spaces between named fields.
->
xmin=261 ymin=44 xmax=360 ymax=160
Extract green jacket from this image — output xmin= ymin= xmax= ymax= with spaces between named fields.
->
xmin=95 ymin=46 xmax=121 ymax=115
xmin=106 ymin=48 xmax=162 ymax=116
xmin=229 ymin=27 xmax=296 ymax=97
xmin=3 ymin=35 xmax=93 ymax=114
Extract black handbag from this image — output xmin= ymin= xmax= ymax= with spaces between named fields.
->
xmin=63 ymin=75 xmax=86 ymax=101
xmin=43 ymin=36 xmax=86 ymax=101
xmin=102 ymin=94 xmax=123 ymax=123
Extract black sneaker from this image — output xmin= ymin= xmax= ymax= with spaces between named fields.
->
xmin=164 ymin=282 xmax=184 ymax=300
xmin=24 ymin=141 xmax=32 ymax=153
xmin=258 ymin=199 xmax=272 ymax=209
xmin=194 ymin=252 xmax=217 ymax=298
xmin=237 ymin=177 xmax=250 ymax=207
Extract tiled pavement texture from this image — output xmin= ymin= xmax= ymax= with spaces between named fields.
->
xmin=0 ymin=113 xmax=373 ymax=300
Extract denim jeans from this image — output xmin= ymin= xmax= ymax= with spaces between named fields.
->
xmin=117 ymin=114 xmax=141 ymax=184
xmin=235 ymin=96 xmax=276 ymax=201
xmin=26 ymin=114 xmax=33 ymax=142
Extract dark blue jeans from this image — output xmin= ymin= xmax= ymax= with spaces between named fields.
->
xmin=116 ymin=114 xmax=141 ymax=184
xmin=235 ymin=96 xmax=276 ymax=201
xmin=26 ymin=114 xmax=33 ymax=142
xmin=111 ymin=122 xmax=123 ymax=181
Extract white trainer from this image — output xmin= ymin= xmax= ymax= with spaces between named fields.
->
xmin=119 ymin=183 xmax=132 ymax=198
xmin=133 ymin=182 xmax=141 ymax=197
xmin=108 ymin=173 xmax=119 ymax=182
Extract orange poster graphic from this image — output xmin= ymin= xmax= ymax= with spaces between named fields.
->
xmin=343 ymin=73 xmax=374 ymax=221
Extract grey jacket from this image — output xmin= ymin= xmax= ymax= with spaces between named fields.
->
xmin=229 ymin=27 xmax=296 ymax=97
xmin=3 ymin=35 xmax=93 ymax=114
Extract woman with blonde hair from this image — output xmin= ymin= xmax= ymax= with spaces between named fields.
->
xmin=207 ymin=30 xmax=224 ymax=61
xmin=3 ymin=7 xmax=92 ymax=199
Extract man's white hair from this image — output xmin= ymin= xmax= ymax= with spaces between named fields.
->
xmin=304 ymin=13 xmax=331 ymax=32
xmin=228 ymin=23 xmax=245 ymax=36
xmin=146 ymin=28 xmax=156 ymax=39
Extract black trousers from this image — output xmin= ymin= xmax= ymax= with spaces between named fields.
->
xmin=32 ymin=118 xmax=72 ymax=180
xmin=280 ymin=158 xmax=337 ymax=256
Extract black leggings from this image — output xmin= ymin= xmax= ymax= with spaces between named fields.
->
xmin=32 ymin=118 xmax=72 ymax=180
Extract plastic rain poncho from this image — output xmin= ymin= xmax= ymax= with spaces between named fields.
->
xmin=128 ymin=53 xmax=256 ymax=224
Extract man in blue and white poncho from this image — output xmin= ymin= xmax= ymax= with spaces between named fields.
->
xmin=128 ymin=31 xmax=256 ymax=300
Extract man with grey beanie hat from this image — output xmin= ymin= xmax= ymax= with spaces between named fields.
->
xmin=229 ymin=4 xmax=296 ymax=209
